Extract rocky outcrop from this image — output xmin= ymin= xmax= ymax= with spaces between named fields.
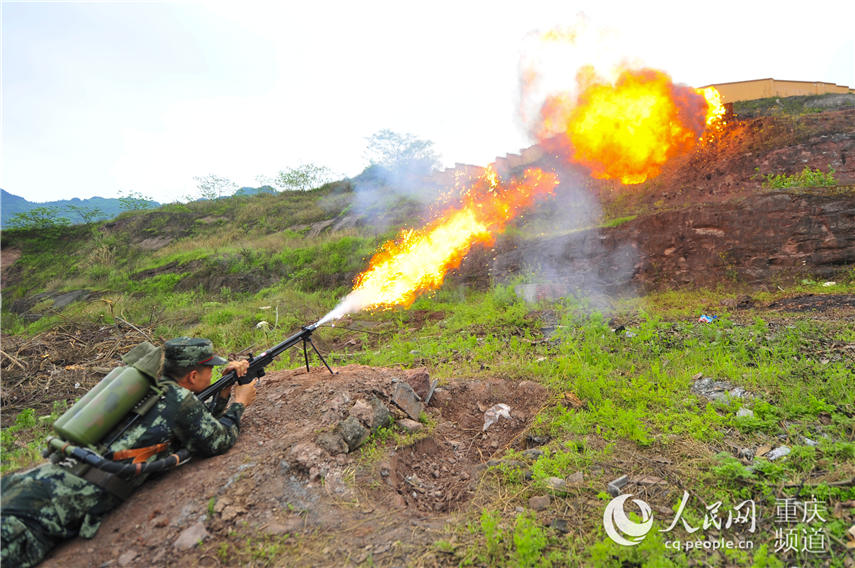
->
xmin=468 ymin=188 xmax=855 ymax=292
xmin=628 ymin=190 xmax=855 ymax=288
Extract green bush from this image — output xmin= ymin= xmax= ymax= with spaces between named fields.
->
xmin=761 ymin=166 xmax=836 ymax=188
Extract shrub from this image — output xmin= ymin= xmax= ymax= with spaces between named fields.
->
xmin=761 ymin=166 xmax=836 ymax=188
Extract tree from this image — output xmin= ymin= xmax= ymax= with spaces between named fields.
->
xmin=363 ymin=129 xmax=440 ymax=173
xmin=118 ymin=190 xmax=156 ymax=211
xmin=272 ymin=163 xmax=335 ymax=192
xmin=193 ymin=175 xmax=238 ymax=200
xmin=7 ymin=206 xmax=71 ymax=234
xmin=64 ymin=204 xmax=104 ymax=224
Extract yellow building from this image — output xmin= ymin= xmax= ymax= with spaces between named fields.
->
xmin=700 ymin=78 xmax=854 ymax=103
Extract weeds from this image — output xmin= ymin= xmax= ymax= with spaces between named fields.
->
xmin=760 ymin=165 xmax=837 ymax=189
xmin=0 ymin=402 xmax=67 ymax=474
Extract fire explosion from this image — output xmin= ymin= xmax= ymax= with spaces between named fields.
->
xmin=317 ymin=35 xmax=726 ymax=324
xmin=316 ymin=167 xmax=558 ymax=325
xmin=537 ymin=67 xmax=725 ymax=184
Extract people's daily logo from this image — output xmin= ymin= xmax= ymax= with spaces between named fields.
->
xmin=603 ymin=494 xmax=654 ymax=546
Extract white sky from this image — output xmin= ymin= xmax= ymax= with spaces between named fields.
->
xmin=2 ymin=0 xmax=853 ymax=204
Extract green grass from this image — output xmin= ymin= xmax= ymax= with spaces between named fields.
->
xmin=600 ymin=214 xmax=637 ymax=228
xmin=344 ymin=285 xmax=853 ymax=566
xmin=0 ymin=403 xmax=68 ymax=474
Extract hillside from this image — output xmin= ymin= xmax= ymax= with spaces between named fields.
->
xmin=1 ymin=99 xmax=854 ymax=567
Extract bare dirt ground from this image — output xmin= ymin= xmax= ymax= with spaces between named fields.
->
xmin=0 ymin=322 xmax=155 ymax=427
xmin=39 ymin=364 xmax=549 ymax=568
xmin=0 ymin=247 xmax=22 ymax=286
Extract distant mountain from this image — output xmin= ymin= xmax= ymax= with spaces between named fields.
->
xmin=0 ymin=189 xmax=161 ymax=229
xmin=0 ymin=186 xmax=287 ymax=229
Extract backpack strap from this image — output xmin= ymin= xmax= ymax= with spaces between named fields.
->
xmin=79 ymin=467 xmax=135 ymax=501
xmin=111 ymin=442 xmax=170 ymax=464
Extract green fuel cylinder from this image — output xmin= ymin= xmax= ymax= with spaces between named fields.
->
xmin=52 ymin=341 xmax=163 ymax=447
xmin=53 ymin=366 xmax=125 ymax=431
xmin=52 ymin=341 xmax=158 ymax=433
xmin=53 ymin=366 xmax=152 ymax=446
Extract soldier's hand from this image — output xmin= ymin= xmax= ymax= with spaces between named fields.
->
xmin=218 ymin=385 xmax=233 ymax=400
xmin=233 ymin=378 xmax=257 ymax=407
xmin=224 ymin=359 xmax=250 ymax=377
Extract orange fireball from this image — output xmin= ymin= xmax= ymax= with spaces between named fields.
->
xmin=539 ymin=68 xmax=724 ymax=184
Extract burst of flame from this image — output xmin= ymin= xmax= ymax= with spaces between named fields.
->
xmin=538 ymin=67 xmax=725 ymax=185
xmin=698 ymin=86 xmax=726 ymax=126
xmin=316 ymin=167 xmax=559 ymax=325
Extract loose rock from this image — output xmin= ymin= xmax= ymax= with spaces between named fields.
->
xmin=521 ymin=448 xmax=544 ymax=459
xmin=403 ymin=368 xmax=431 ymax=399
xmin=392 ymin=381 xmax=424 ymax=420
xmin=316 ymin=431 xmax=349 ymax=456
xmin=288 ymin=441 xmax=327 ymax=471
xmin=349 ymin=399 xmax=374 ymax=426
xmin=173 ymin=522 xmax=209 ymax=550
xmin=336 ymin=416 xmax=370 ymax=452
xmin=692 ymin=377 xmax=753 ymax=403
xmin=607 ymin=475 xmax=629 ymax=497
xmin=220 ymin=505 xmax=246 ymax=522
xmin=397 ymin=418 xmax=424 ymax=434
xmin=367 ymin=396 xmax=392 ymax=432
xmin=566 ymin=471 xmax=584 ymax=485
xmin=529 ymin=495 xmax=551 ymax=511
xmin=766 ymin=446 xmax=791 ymax=461
xmin=321 ymin=391 xmax=351 ymax=413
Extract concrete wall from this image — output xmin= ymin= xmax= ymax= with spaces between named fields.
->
xmin=701 ymin=78 xmax=854 ymax=103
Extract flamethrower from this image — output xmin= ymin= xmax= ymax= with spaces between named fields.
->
xmin=43 ymin=324 xmax=334 ymax=480
xmin=197 ymin=323 xmax=334 ymax=404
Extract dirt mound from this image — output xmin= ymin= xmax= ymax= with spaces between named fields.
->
xmin=41 ymin=364 xmax=549 ymax=567
xmin=385 ymin=378 xmax=547 ymax=513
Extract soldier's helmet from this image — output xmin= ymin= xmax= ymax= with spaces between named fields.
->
xmin=164 ymin=337 xmax=227 ymax=367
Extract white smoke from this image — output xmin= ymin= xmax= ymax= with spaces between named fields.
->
xmin=491 ymin=161 xmax=639 ymax=307
xmin=314 ymin=288 xmax=374 ymax=327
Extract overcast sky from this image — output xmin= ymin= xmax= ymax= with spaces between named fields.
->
xmin=2 ymin=0 xmax=853 ymax=204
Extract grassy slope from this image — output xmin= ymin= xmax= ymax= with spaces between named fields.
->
xmin=2 ymin=117 xmax=855 ymax=566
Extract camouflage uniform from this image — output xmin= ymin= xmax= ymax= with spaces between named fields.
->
xmin=1 ymin=338 xmax=245 ymax=568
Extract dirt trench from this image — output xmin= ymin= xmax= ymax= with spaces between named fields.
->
xmin=40 ymin=365 xmax=549 ymax=567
